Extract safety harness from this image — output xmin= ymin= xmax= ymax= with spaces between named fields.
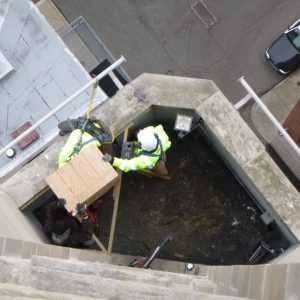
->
xmin=139 ymin=134 xmax=166 ymax=161
xmin=71 ymin=120 xmax=103 ymax=157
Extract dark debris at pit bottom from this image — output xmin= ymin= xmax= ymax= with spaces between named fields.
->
xmin=95 ymin=125 xmax=290 ymax=265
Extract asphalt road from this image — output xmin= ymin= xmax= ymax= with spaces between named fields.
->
xmin=53 ymin=0 xmax=299 ymax=103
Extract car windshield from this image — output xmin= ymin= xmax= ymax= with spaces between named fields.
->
xmin=287 ymin=27 xmax=300 ymax=51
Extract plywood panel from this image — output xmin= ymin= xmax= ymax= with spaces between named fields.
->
xmin=56 ymin=163 xmax=93 ymax=201
xmin=81 ymin=146 xmax=118 ymax=185
xmin=68 ymin=152 xmax=100 ymax=195
xmin=46 ymin=144 xmax=118 ymax=212
xmin=46 ymin=171 xmax=80 ymax=211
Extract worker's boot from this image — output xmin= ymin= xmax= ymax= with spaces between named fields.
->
xmin=153 ymin=160 xmax=168 ymax=176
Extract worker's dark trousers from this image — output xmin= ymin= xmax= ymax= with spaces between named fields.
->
xmin=153 ymin=160 xmax=168 ymax=176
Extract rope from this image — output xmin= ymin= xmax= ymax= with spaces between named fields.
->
xmin=86 ymin=78 xmax=115 ymax=143
xmin=86 ymin=80 xmax=98 ymax=120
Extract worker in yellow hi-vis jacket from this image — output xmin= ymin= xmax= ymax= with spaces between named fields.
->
xmin=58 ymin=117 xmax=113 ymax=168
xmin=103 ymin=125 xmax=171 ymax=176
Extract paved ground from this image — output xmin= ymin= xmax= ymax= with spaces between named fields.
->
xmin=53 ymin=0 xmax=299 ymax=103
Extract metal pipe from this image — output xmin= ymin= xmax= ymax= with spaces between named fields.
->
xmin=238 ymin=76 xmax=300 ymax=157
xmin=0 ymin=56 xmax=126 ymax=156
xmin=234 ymin=93 xmax=252 ymax=110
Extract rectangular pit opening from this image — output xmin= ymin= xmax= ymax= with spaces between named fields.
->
xmin=24 ymin=106 xmax=298 ymax=265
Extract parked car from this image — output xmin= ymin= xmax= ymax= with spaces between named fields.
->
xmin=265 ymin=18 xmax=300 ymax=74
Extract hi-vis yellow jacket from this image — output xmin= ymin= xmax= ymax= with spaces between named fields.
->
xmin=112 ymin=125 xmax=171 ymax=172
xmin=58 ymin=129 xmax=100 ymax=167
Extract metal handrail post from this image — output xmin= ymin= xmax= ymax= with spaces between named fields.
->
xmin=238 ymin=76 xmax=300 ymax=157
xmin=0 ymin=56 xmax=126 ymax=156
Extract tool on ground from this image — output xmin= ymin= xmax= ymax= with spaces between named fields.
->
xmin=248 ymin=241 xmax=276 ymax=264
xmin=127 ymin=234 xmax=172 ymax=269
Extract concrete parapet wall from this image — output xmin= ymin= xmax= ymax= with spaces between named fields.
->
xmin=0 ymin=192 xmax=44 ymax=243
xmin=207 ymin=262 xmax=300 ymax=300
xmin=194 ymin=89 xmax=300 ymax=240
xmin=0 ymin=72 xmax=299 ymax=245
xmin=251 ymin=70 xmax=300 ymax=181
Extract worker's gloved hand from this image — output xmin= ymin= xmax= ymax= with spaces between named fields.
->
xmin=56 ymin=198 xmax=66 ymax=208
xmin=76 ymin=203 xmax=88 ymax=219
xmin=102 ymin=153 xmax=113 ymax=163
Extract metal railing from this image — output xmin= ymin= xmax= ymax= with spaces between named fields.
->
xmin=237 ymin=76 xmax=300 ymax=157
xmin=0 ymin=56 xmax=126 ymax=156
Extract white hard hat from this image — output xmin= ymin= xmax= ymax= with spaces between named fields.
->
xmin=137 ymin=130 xmax=157 ymax=151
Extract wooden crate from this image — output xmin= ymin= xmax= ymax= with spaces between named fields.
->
xmin=46 ymin=144 xmax=119 ymax=212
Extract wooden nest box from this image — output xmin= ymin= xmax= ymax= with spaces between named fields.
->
xmin=46 ymin=144 xmax=119 ymax=212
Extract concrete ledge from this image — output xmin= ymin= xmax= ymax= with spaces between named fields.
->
xmin=0 ymin=73 xmax=218 ymax=209
xmin=197 ymin=91 xmax=265 ymax=166
xmin=244 ymin=151 xmax=300 ymax=227
xmin=0 ymin=138 xmax=65 ymax=208
xmin=0 ymin=72 xmax=299 ymax=243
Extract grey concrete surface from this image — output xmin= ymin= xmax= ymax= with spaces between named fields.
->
xmin=52 ymin=0 xmax=300 ymax=103
xmin=0 ymin=0 xmax=107 ymax=179
xmin=2 ymin=73 xmax=299 ymax=243
xmin=0 ymin=256 xmax=248 ymax=300
xmin=252 ymin=70 xmax=300 ymax=142
xmin=2 ymin=253 xmax=300 ymax=300
xmin=251 ymin=69 xmax=300 ymax=182
xmin=0 ymin=283 xmax=102 ymax=300
xmin=0 ymin=190 xmax=44 ymax=243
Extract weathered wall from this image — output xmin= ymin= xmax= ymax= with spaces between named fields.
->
xmin=195 ymin=91 xmax=299 ymax=243
xmin=0 ymin=190 xmax=44 ymax=242
xmin=1 ymin=73 xmax=299 ymax=244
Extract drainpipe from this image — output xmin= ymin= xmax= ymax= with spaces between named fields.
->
xmin=0 ymin=56 xmax=126 ymax=157
xmin=238 ymin=76 xmax=300 ymax=157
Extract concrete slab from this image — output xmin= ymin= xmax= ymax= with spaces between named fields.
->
xmin=262 ymin=263 xmax=288 ymax=300
xmin=36 ymin=0 xmax=68 ymax=32
xmin=1 ymin=73 xmax=299 ymax=251
xmin=196 ymin=91 xmax=265 ymax=166
xmin=244 ymin=151 xmax=300 ymax=227
xmin=0 ymin=0 xmax=108 ymax=179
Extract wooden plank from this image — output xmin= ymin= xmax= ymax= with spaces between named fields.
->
xmin=68 ymin=150 xmax=102 ymax=195
xmin=56 ymin=163 xmax=93 ymax=209
xmin=108 ymin=126 xmax=130 ymax=254
xmin=108 ymin=171 xmax=122 ymax=254
xmin=75 ymin=215 xmax=107 ymax=253
xmin=81 ymin=145 xmax=118 ymax=188
xmin=84 ymin=177 xmax=119 ymax=207
xmin=92 ymin=234 xmax=107 ymax=253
